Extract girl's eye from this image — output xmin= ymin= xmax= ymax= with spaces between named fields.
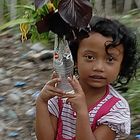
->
xmin=85 ymin=55 xmax=95 ymax=61
xmin=107 ymin=56 xmax=115 ymax=63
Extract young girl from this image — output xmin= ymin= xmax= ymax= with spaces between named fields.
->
xmin=35 ymin=16 xmax=138 ymax=140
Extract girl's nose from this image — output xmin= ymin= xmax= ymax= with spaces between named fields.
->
xmin=92 ymin=60 xmax=104 ymax=72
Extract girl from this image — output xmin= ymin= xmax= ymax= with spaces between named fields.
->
xmin=35 ymin=16 xmax=138 ymax=140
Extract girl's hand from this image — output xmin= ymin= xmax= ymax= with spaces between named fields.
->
xmin=63 ymin=76 xmax=88 ymax=114
xmin=37 ymin=72 xmax=65 ymax=104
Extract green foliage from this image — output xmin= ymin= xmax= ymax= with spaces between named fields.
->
xmin=0 ymin=18 xmax=34 ymax=31
xmin=119 ymin=9 xmax=140 ymax=31
xmin=29 ymin=25 xmax=50 ymax=43
xmin=1 ymin=0 xmax=94 ymax=43
xmin=126 ymin=69 xmax=140 ymax=115
xmin=119 ymin=8 xmax=140 ymax=51
xmin=53 ymin=0 xmax=59 ymax=8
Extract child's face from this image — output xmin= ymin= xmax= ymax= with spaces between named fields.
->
xmin=77 ymin=32 xmax=124 ymax=88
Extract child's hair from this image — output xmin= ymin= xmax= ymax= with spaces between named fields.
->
xmin=69 ymin=16 xmax=139 ymax=85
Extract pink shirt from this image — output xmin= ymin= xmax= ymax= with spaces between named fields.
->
xmin=48 ymin=85 xmax=130 ymax=140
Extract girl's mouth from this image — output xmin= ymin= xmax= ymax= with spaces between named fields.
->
xmin=89 ymin=75 xmax=106 ymax=81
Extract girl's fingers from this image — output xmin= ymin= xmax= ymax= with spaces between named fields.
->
xmin=62 ymin=93 xmax=76 ymax=98
xmin=51 ymin=71 xmax=60 ymax=87
xmin=67 ymin=76 xmax=82 ymax=93
xmin=45 ymin=90 xmax=64 ymax=98
xmin=45 ymin=85 xmax=65 ymax=95
xmin=46 ymin=77 xmax=61 ymax=86
xmin=40 ymin=89 xmax=63 ymax=102
xmin=40 ymin=84 xmax=65 ymax=101
xmin=50 ymin=71 xmax=59 ymax=87
xmin=51 ymin=71 xmax=58 ymax=79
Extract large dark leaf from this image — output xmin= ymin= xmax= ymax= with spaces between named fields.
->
xmin=36 ymin=12 xmax=72 ymax=38
xmin=58 ymin=0 xmax=92 ymax=28
xmin=34 ymin=0 xmax=48 ymax=9
xmin=36 ymin=12 xmax=91 ymax=40
xmin=35 ymin=12 xmax=53 ymax=33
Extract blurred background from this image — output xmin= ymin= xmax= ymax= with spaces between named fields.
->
xmin=0 ymin=0 xmax=140 ymax=140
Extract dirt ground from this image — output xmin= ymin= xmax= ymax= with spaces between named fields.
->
xmin=0 ymin=31 xmax=54 ymax=140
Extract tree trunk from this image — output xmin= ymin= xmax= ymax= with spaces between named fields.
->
xmin=123 ymin=0 xmax=132 ymax=13
xmin=9 ymin=0 xmax=17 ymax=20
xmin=116 ymin=0 xmax=124 ymax=13
xmin=135 ymin=0 xmax=140 ymax=8
xmin=105 ymin=0 xmax=113 ymax=15
xmin=94 ymin=0 xmax=104 ymax=15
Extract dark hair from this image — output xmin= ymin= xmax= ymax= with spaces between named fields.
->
xmin=69 ymin=16 xmax=138 ymax=85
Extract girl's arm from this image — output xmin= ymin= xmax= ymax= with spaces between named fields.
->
xmin=35 ymin=72 xmax=65 ymax=140
xmin=76 ymin=109 xmax=116 ymax=140
xmin=36 ymin=97 xmax=57 ymax=140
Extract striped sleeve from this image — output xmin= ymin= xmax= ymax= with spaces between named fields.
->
xmin=48 ymin=96 xmax=59 ymax=118
xmin=97 ymin=100 xmax=131 ymax=138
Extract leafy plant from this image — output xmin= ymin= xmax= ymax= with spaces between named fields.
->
xmin=0 ymin=0 xmax=93 ymax=43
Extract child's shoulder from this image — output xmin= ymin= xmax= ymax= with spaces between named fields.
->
xmin=97 ymin=85 xmax=131 ymax=138
xmin=109 ymin=85 xmax=129 ymax=108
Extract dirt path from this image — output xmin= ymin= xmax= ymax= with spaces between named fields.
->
xmin=0 ymin=32 xmax=53 ymax=140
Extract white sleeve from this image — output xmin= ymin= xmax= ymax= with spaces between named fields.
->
xmin=48 ymin=96 xmax=59 ymax=118
xmin=97 ymin=100 xmax=131 ymax=139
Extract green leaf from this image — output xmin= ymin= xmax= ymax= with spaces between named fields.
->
xmin=53 ymin=0 xmax=59 ymax=8
xmin=0 ymin=19 xmax=35 ymax=31
xmin=15 ymin=5 xmax=35 ymax=11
